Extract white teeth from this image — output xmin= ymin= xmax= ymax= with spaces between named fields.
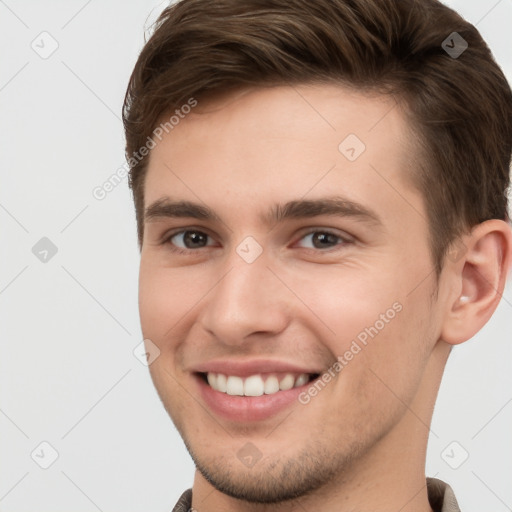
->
xmin=205 ymin=372 xmax=310 ymax=396
xmin=264 ymin=376 xmax=280 ymax=394
xmin=207 ymin=373 xmax=217 ymax=388
xmin=226 ymin=376 xmax=244 ymax=395
xmin=216 ymin=373 xmax=227 ymax=392
xmin=294 ymin=374 xmax=309 ymax=387
xmin=279 ymin=374 xmax=295 ymax=391
xmin=244 ymin=375 xmax=265 ymax=397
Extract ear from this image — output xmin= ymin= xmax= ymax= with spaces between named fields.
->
xmin=441 ymin=219 xmax=512 ymax=345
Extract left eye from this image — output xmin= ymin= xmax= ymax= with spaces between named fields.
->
xmin=296 ymin=231 xmax=345 ymax=250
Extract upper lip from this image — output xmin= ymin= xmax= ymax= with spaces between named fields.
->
xmin=192 ymin=359 xmax=323 ymax=377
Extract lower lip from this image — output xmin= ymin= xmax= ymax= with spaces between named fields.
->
xmin=195 ymin=374 xmax=310 ymax=423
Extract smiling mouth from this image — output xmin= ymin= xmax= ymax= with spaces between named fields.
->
xmin=199 ymin=372 xmax=320 ymax=397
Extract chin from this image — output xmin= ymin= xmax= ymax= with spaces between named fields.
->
xmin=184 ymin=438 xmax=350 ymax=504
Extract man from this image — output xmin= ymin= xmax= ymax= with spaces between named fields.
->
xmin=122 ymin=0 xmax=512 ymax=510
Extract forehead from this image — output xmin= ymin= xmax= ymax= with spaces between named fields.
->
xmin=144 ymin=83 xmax=422 ymax=227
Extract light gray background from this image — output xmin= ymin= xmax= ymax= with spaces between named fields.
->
xmin=0 ymin=1 xmax=511 ymax=511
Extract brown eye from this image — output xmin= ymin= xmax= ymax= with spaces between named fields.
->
xmin=296 ymin=231 xmax=346 ymax=250
xmin=170 ymin=230 xmax=212 ymax=249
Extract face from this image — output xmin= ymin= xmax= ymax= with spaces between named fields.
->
xmin=139 ymin=84 xmax=445 ymax=502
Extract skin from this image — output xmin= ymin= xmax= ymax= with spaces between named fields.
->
xmin=138 ymin=84 xmax=512 ymax=512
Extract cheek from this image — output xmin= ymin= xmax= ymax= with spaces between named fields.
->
xmin=138 ymin=263 xmax=197 ymax=422
xmin=291 ymin=264 xmax=432 ymax=394
xmin=138 ymin=264 xmax=170 ymax=340
xmin=138 ymin=262 xmax=201 ymax=342
xmin=288 ymin=265 xmax=401 ymax=347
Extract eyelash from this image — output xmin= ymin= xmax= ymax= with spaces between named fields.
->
xmin=161 ymin=228 xmax=353 ymax=255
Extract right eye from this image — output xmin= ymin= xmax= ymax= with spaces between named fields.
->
xmin=164 ymin=229 xmax=218 ymax=253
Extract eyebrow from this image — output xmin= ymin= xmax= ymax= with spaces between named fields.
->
xmin=144 ymin=196 xmax=383 ymax=227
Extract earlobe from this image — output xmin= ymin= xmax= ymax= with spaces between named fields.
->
xmin=441 ymin=219 xmax=512 ymax=346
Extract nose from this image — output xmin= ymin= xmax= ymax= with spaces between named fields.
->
xmin=198 ymin=251 xmax=290 ymax=346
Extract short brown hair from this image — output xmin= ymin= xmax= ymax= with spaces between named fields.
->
xmin=123 ymin=0 xmax=512 ymax=273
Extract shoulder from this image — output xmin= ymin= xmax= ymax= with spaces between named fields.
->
xmin=427 ymin=477 xmax=461 ymax=512
xmin=172 ymin=488 xmax=193 ymax=512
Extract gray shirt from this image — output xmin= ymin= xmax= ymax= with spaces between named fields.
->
xmin=171 ymin=477 xmax=461 ymax=511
